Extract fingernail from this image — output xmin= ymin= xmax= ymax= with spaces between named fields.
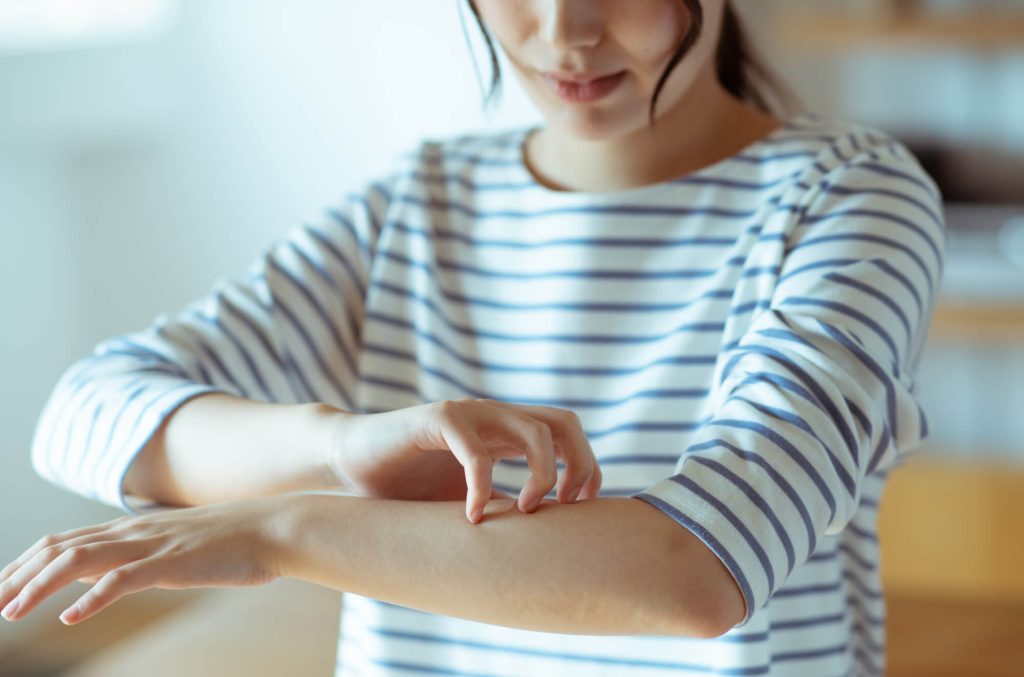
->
xmin=1 ymin=598 xmax=20 ymax=621
xmin=569 ymin=487 xmax=581 ymax=503
xmin=60 ymin=605 xmax=79 ymax=625
xmin=468 ymin=507 xmax=482 ymax=524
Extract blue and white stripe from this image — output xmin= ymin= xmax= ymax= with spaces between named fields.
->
xmin=30 ymin=111 xmax=944 ymax=676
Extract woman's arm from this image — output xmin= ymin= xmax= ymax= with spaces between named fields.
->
xmin=270 ymin=493 xmax=745 ymax=637
xmin=122 ymin=393 xmax=353 ymax=506
xmin=129 ymin=395 xmax=603 ymax=525
xmin=0 ymin=493 xmax=743 ymax=635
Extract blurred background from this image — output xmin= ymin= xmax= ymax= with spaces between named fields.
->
xmin=0 ymin=0 xmax=1021 ymax=675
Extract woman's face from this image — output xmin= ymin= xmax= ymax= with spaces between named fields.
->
xmin=472 ymin=0 xmax=725 ymax=141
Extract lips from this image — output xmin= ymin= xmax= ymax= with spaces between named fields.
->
xmin=543 ymin=71 xmax=621 ymax=83
xmin=540 ymin=71 xmax=626 ymax=104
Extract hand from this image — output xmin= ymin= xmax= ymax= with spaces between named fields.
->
xmin=330 ymin=398 xmax=602 ymax=524
xmin=0 ymin=497 xmax=285 ymax=626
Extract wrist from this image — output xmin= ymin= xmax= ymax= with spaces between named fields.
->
xmin=303 ymin=402 xmax=358 ymax=493
xmin=262 ymin=493 xmax=350 ymax=583
xmin=260 ymin=493 xmax=308 ymax=580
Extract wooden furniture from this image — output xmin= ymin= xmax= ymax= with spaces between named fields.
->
xmin=881 ymin=283 xmax=1024 ymax=673
xmin=767 ymin=0 xmax=1024 ymax=52
xmin=880 ymin=456 xmax=1024 ymax=601
xmin=880 ymin=456 xmax=1024 ymax=676
xmin=775 ymin=11 xmax=1024 ymax=51
xmin=928 ymin=301 xmax=1024 ymax=344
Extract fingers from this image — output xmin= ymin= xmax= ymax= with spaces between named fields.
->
xmin=470 ymin=402 xmax=558 ymax=514
xmin=61 ymin=560 xmax=155 ymax=625
xmin=436 ymin=406 xmax=494 ymax=525
xmin=1 ymin=541 xmax=144 ymax=622
xmin=0 ymin=521 xmax=121 ymax=585
xmin=479 ymin=400 xmax=600 ymax=506
xmin=578 ymin=459 xmax=603 ymax=501
xmin=547 ymin=408 xmax=599 ymax=504
xmin=507 ymin=414 xmax=557 ymax=513
xmin=0 ymin=529 xmax=123 ymax=617
xmin=433 ymin=398 xmax=602 ymax=525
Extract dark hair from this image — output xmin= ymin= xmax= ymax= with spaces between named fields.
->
xmin=461 ymin=0 xmax=797 ymax=126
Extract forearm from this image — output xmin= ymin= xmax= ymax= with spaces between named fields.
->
xmin=271 ymin=494 xmax=744 ymax=637
xmin=123 ymin=393 xmax=354 ymax=506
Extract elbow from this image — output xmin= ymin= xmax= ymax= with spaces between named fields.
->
xmin=648 ymin=584 xmax=741 ymax=638
xmin=695 ymin=583 xmax=746 ymax=638
xmin=703 ymin=556 xmax=747 ymax=637
xmin=644 ymin=571 xmax=746 ymax=638
xmin=631 ymin=498 xmax=748 ymax=637
xmin=660 ymin=543 xmax=748 ymax=638
xmin=700 ymin=554 xmax=748 ymax=637
xmin=659 ymin=581 xmax=743 ymax=639
xmin=669 ymin=579 xmax=745 ymax=639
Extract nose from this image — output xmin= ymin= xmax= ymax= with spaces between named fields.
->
xmin=539 ymin=0 xmax=603 ymax=50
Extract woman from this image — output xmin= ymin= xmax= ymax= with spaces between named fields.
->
xmin=1 ymin=1 xmax=945 ymax=675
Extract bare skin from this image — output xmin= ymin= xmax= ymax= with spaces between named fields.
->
xmin=0 ymin=494 xmax=742 ymax=637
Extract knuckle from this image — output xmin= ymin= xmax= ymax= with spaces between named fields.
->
xmin=530 ymin=421 xmax=554 ymax=447
xmin=63 ymin=546 xmax=88 ymax=565
xmin=41 ymin=544 xmax=64 ymax=560
xmin=435 ymin=399 xmax=462 ymax=424
xmin=560 ymin=408 xmax=583 ymax=427
xmin=36 ymin=534 xmax=58 ymax=550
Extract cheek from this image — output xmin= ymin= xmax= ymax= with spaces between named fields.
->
xmin=472 ymin=0 xmax=534 ymax=50
xmin=610 ymin=0 xmax=691 ymax=71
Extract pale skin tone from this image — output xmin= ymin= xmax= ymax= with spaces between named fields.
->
xmin=1 ymin=0 xmax=780 ymax=635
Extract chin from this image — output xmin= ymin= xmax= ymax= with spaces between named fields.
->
xmin=546 ymin=109 xmax=647 ymax=143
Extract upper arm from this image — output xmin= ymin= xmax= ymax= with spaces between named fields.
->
xmin=629 ymin=135 xmax=945 ymax=628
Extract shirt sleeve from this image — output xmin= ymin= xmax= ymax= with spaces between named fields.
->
xmin=29 ymin=175 xmax=395 ymax=514
xmin=631 ymin=138 xmax=947 ymax=626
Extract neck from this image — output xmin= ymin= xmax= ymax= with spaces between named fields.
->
xmin=524 ymin=73 xmax=782 ymax=193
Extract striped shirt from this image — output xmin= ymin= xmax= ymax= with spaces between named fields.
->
xmin=31 ymin=111 xmax=946 ymax=676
